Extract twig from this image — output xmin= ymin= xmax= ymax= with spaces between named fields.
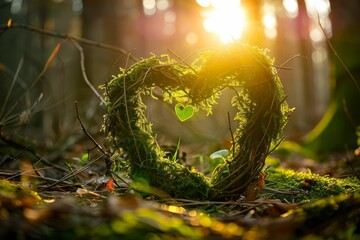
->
xmin=42 ymin=154 xmax=103 ymax=190
xmin=342 ymin=99 xmax=357 ymax=130
xmin=74 ymin=101 xmax=106 ymax=155
xmin=11 ymin=145 xmax=31 ymax=160
xmin=267 ymin=136 xmax=286 ymax=154
xmin=72 ymin=40 xmax=105 ymax=104
xmin=0 ymin=57 xmax=23 ymax=119
xmin=1 ymin=22 xmax=140 ymax=104
xmin=167 ymin=48 xmax=198 ymax=74
xmin=29 ymin=43 xmax=61 ymax=89
xmin=276 ymin=54 xmax=307 ymax=74
xmin=1 ymin=43 xmax=60 ymax=127
xmin=345 ymin=152 xmax=360 ymax=181
xmin=265 ymin=179 xmax=305 ymax=193
xmin=0 ymin=133 xmax=69 ymax=173
xmin=74 ymin=101 xmax=113 ymax=176
xmin=110 ymin=170 xmax=132 ymax=189
xmin=2 ymin=167 xmax=74 ymax=185
xmin=227 ymin=111 xmax=235 ymax=157
xmin=1 ymin=23 xmax=138 ymax=62
xmin=317 ymin=15 xmax=360 ymax=92
xmin=0 ymin=145 xmax=30 ymax=168
xmin=122 ymin=54 xmax=143 ymax=164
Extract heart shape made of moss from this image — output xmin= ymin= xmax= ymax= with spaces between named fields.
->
xmin=101 ymin=43 xmax=292 ymax=200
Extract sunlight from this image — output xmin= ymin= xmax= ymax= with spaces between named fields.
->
xmin=305 ymin=0 xmax=330 ymax=17
xmin=142 ymin=0 xmax=171 ymax=15
xmin=305 ymin=0 xmax=332 ymax=37
xmin=143 ymin=0 xmax=156 ymax=16
xmin=197 ymin=0 xmax=247 ymax=44
xmin=282 ymin=0 xmax=298 ymax=18
xmin=262 ymin=2 xmax=277 ymax=39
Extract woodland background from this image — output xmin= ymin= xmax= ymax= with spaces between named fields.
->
xmin=0 ymin=1 xmax=360 ymax=239
xmin=1 ymin=0 xmax=359 ymax=155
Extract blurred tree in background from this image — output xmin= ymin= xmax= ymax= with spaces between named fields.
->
xmin=0 ymin=0 xmax=359 ymax=156
xmin=305 ymin=0 xmax=360 ymax=154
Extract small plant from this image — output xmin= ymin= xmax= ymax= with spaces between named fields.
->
xmin=101 ymin=43 xmax=292 ymax=200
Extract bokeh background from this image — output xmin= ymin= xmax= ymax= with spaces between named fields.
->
xmin=1 ymin=0 xmax=359 ymax=157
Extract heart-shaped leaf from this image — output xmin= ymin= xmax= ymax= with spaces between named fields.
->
xmin=175 ymin=103 xmax=194 ymax=122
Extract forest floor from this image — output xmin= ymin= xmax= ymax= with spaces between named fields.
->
xmin=0 ymin=132 xmax=360 ymax=240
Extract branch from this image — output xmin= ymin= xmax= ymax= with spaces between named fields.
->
xmin=74 ymin=101 xmax=112 ymax=176
xmin=71 ymin=40 xmax=105 ymax=104
xmin=227 ymin=111 xmax=235 ymax=157
xmin=1 ymin=22 xmax=138 ymax=62
xmin=317 ymin=15 xmax=360 ymax=92
xmin=1 ymin=22 xmax=140 ymax=104
xmin=74 ymin=101 xmax=106 ymax=156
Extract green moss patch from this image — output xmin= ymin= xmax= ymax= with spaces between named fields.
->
xmin=265 ymin=166 xmax=360 ymax=202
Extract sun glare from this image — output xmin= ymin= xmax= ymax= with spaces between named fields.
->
xmin=262 ymin=3 xmax=277 ymax=39
xmin=197 ymin=0 xmax=247 ymax=44
xmin=283 ymin=0 xmax=299 ymax=18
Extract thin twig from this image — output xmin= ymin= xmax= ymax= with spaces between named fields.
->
xmin=0 ymin=57 xmax=23 ymax=119
xmin=74 ymin=101 xmax=106 ymax=155
xmin=122 ymin=54 xmax=143 ymax=164
xmin=0 ymin=133 xmax=70 ymax=173
xmin=342 ymin=99 xmax=357 ymax=130
xmin=72 ymin=40 xmax=106 ymax=104
xmin=3 ymin=166 xmax=73 ymax=185
xmin=11 ymin=145 xmax=30 ymax=159
xmin=345 ymin=150 xmax=360 ymax=181
xmin=1 ymin=43 xmax=60 ymax=127
xmin=74 ymin=101 xmax=113 ymax=176
xmin=29 ymin=43 xmax=61 ymax=89
xmin=1 ymin=23 xmax=138 ymax=62
xmin=167 ymin=48 xmax=198 ymax=74
xmin=1 ymin=22 xmax=139 ymax=104
xmin=317 ymin=15 xmax=360 ymax=92
xmin=276 ymin=54 xmax=307 ymax=74
xmin=227 ymin=111 xmax=235 ymax=157
xmin=42 ymin=155 xmax=103 ymax=190
xmin=110 ymin=170 xmax=132 ymax=189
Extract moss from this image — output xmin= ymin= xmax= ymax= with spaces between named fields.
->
xmin=266 ymin=166 xmax=360 ymax=202
xmin=101 ymin=43 xmax=292 ymax=200
xmin=288 ymin=192 xmax=360 ymax=238
xmin=0 ymin=179 xmax=41 ymax=205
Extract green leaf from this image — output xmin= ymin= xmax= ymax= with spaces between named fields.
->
xmin=175 ymin=103 xmax=194 ymax=122
xmin=80 ymin=153 xmax=89 ymax=165
xmin=210 ymin=149 xmax=229 ymax=159
xmin=81 ymin=153 xmax=89 ymax=161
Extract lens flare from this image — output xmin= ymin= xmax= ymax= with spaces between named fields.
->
xmin=197 ymin=0 xmax=247 ymax=44
xmin=283 ymin=0 xmax=298 ymax=18
xmin=262 ymin=2 xmax=277 ymax=39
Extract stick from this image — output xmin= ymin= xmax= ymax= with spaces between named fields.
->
xmin=74 ymin=101 xmax=113 ymax=176
xmin=317 ymin=15 xmax=360 ymax=92
xmin=1 ymin=23 xmax=138 ymax=62
xmin=227 ymin=111 xmax=236 ymax=157
xmin=74 ymin=101 xmax=106 ymax=155
xmin=71 ymin=40 xmax=106 ymax=104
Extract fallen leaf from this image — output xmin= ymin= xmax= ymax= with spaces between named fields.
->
xmin=104 ymin=177 xmax=115 ymax=194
